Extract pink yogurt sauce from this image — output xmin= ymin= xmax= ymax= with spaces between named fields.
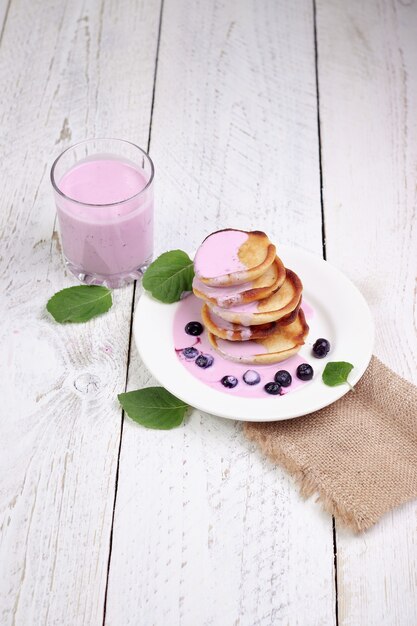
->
xmin=215 ymin=337 xmax=268 ymax=358
xmin=192 ymin=276 xmax=254 ymax=307
xmin=208 ymin=310 xmax=254 ymax=341
xmin=194 ymin=230 xmax=248 ymax=279
xmin=218 ymin=298 xmax=260 ymax=313
xmin=301 ymin=299 xmax=315 ymax=319
xmin=209 ymin=297 xmax=260 ymax=327
xmin=211 ymin=297 xmax=310 ymax=328
xmin=173 ymin=294 xmax=312 ymax=398
xmin=56 ymin=157 xmax=153 ymax=276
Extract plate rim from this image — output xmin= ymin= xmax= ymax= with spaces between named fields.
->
xmin=133 ymin=245 xmax=374 ymax=421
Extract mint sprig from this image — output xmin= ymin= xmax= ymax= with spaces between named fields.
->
xmin=142 ymin=250 xmax=194 ymax=303
xmin=118 ymin=387 xmax=188 ymax=429
xmin=322 ymin=361 xmax=354 ymax=390
xmin=46 ymin=285 xmax=112 ymax=323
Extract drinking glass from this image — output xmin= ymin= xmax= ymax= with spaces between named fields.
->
xmin=51 ymin=138 xmax=154 ymax=288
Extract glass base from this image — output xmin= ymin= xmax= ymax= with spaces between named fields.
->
xmin=64 ymin=256 xmax=152 ymax=289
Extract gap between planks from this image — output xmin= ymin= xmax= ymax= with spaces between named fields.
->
xmin=313 ymin=0 xmax=338 ymax=624
xmin=313 ymin=0 xmax=327 ymax=262
xmin=0 ymin=0 xmax=12 ymax=48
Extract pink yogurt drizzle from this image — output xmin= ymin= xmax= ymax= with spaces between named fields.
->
xmin=194 ymin=230 xmax=248 ymax=279
xmin=217 ymin=298 xmax=260 ymax=313
xmin=215 ymin=338 xmax=268 ymax=357
xmin=300 ymin=298 xmax=315 ymax=319
xmin=173 ymin=294 xmax=314 ymax=398
xmin=192 ymin=276 xmax=253 ymax=307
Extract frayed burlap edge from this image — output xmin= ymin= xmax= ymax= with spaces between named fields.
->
xmin=244 ymin=424 xmax=374 ymax=533
xmin=243 ymin=356 xmax=417 ymax=532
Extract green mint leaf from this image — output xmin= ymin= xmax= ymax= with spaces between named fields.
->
xmin=322 ymin=361 xmax=354 ymax=389
xmin=46 ymin=285 xmax=112 ymax=323
xmin=118 ymin=387 xmax=188 ymax=430
xmin=142 ymin=250 xmax=194 ymax=303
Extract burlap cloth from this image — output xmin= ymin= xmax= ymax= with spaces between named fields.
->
xmin=244 ymin=356 xmax=417 ymax=532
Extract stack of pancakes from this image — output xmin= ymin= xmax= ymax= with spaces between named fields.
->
xmin=193 ymin=229 xmax=308 ymax=364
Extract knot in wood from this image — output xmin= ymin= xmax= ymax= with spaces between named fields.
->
xmin=73 ymin=373 xmax=101 ymax=395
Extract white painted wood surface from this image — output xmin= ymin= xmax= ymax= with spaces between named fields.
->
xmin=317 ymin=0 xmax=417 ymax=624
xmin=0 ymin=0 xmax=416 ymax=624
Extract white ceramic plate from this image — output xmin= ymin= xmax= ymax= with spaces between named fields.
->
xmin=133 ymin=245 xmax=374 ymax=421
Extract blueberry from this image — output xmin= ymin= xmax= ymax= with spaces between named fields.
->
xmin=221 ymin=375 xmax=238 ymax=389
xmin=296 ymin=363 xmax=314 ymax=381
xmin=274 ymin=370 xmax=292 ymax=387
xmin=182 ymin=347 xmax=199 ymax=360
xmin=243 ymin=370 xmax=261 ymax=385
xmin=264 ymin=381 xmax=282 ymax=395
xmin=312 ymin=338 xmax=331 ymax=358
xmin=195 ymin=354 xmax=214 ymax=368
xmin=185 ymin=321 xmax=204 ymax=336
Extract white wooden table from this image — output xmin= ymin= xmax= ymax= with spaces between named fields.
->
xmin=1 ymin=0 xmax=416 ymax=624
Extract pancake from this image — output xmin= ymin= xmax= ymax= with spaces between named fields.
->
xmin=194 ymin=229 xmax=276 ymax=286
xmin=193 ymin=256 xmax=286 ymax=308
xmin=201 ymin=301 xmax=301 ymax=341
xmin=208 ymin=309 xmax=309 ymax=365
xmin=210 ymin=269 xmax=303 ymax=326
xmin=202 ymin=304 xmax=278 ymax=341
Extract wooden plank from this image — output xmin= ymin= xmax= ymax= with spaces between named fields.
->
xmin=0 ymin=0 xmax=160 ymax=624
xmin=105 ymin=1 xmax=336 ymax=624
xmin=316 ymin=0 xmax=417 ymax=624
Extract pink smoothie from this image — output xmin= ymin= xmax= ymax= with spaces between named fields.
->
xmin=56 ymin=157 xmax=153 ymax=277
xmin=194 ymin=230 xmax=248 ymax=279
xmin=173 ymin=294 xmax=312 ymax=398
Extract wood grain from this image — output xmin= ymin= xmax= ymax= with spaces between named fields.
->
xmin=317 ymin=0 xmax=417 ymax=624
xmin=0 ymin=0 xmax=160 ymax=624
xmin=104 ymin=1 xmax=335 ymax=625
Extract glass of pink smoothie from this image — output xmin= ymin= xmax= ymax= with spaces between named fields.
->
xmin=51 ymin=138 xmax=154 ymax=288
